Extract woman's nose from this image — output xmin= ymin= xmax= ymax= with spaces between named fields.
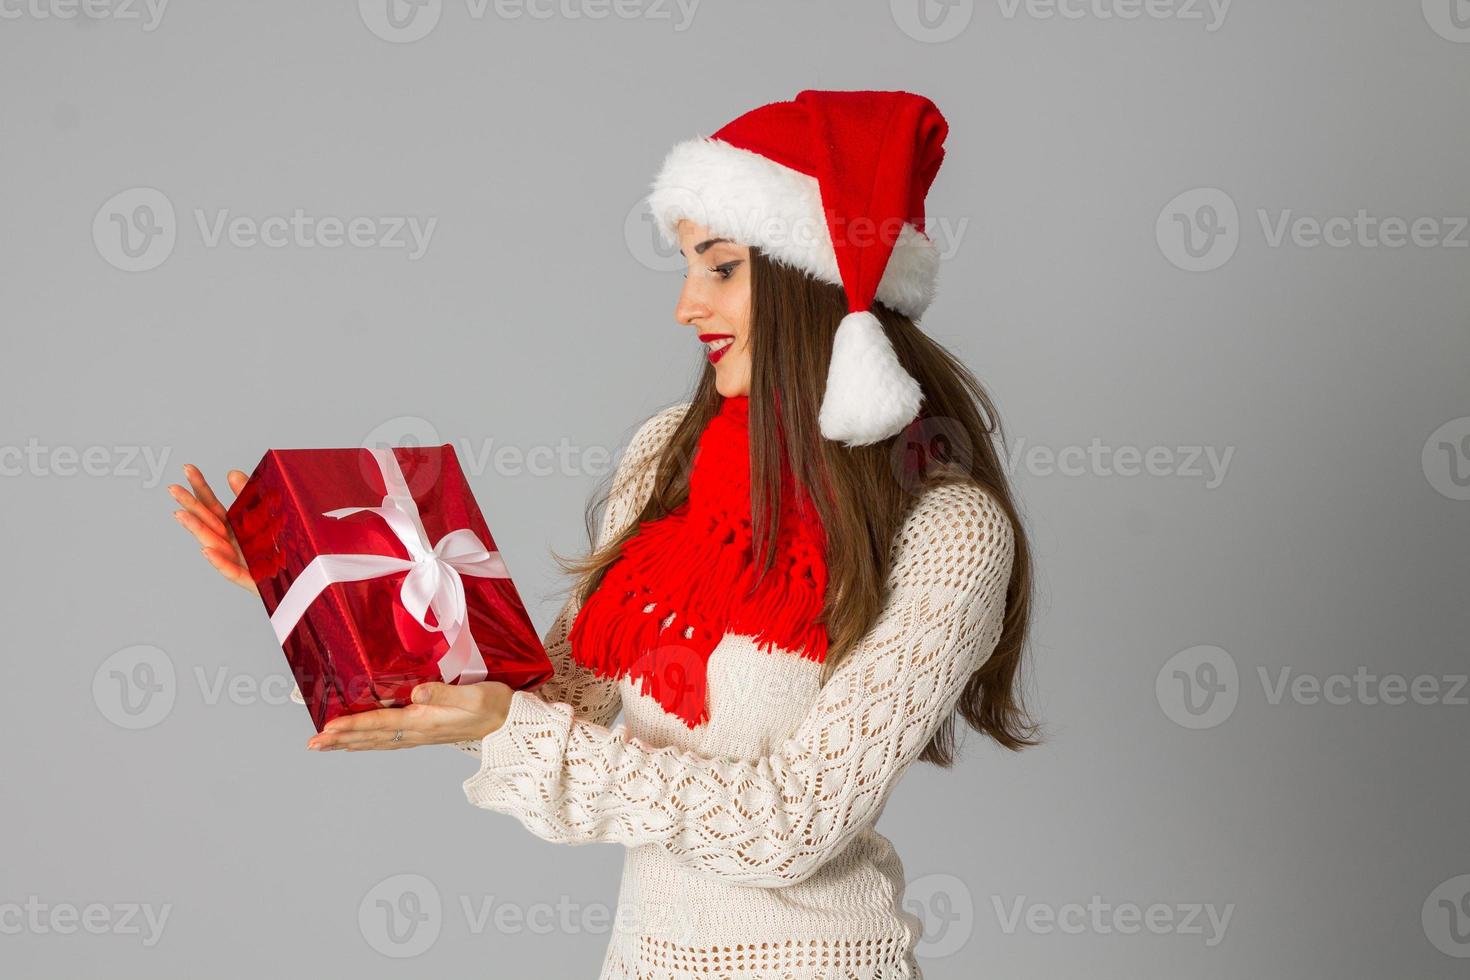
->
xmin=674 ymin=281 xmax=708 ymax=327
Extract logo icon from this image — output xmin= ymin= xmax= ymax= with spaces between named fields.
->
xmin=93 ymin=187 xmax=176 ymax=272
xmin=1157 ymin=187 xmax=1239 ymax=272
xmin=889 ymin=415 xmax=974 ymax=496
xmin=1156 ymin=644 xmax=1239 ymax=729
xmin=890 ymin=0 xmax=975 ymax=43
xmin=624 ymin=197 xmax=686 ymax=274
xmin=1424 ymin=874 xmax=1470 ymax=957
xmin=1423 ymin=0 xmax=1470 ymax=42
xmin=359 ymin=873 xmax=442 ymax=957
xmin=626 ymin=186 xmax=714 ymax=273
xmin=93 ymin=644 xmax=176 ymax=729
xmin=359 ymin=0 xmax=442 ymax=43
xmin=361 ymin=415 xmax=445 ymax=499
xmin=1422 ymin=417 xmax=1470 ymax=500
xmin=903 ymin=872 xmax=974 ymax=959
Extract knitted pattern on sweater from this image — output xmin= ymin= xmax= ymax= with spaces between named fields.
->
xmin=454 ymin=401 xmax=1016 ymax=979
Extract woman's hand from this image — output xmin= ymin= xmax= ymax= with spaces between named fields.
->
xmin=169 ymin=464 xmax=516 ymax=750
xmin=306 ymin=681 xmax=514 ymax=751
xmin=168 ymin=463 xmax=258 ymax=595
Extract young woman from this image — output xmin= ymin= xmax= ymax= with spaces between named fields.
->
xmin=170 ymin=90 xmax=1037 ymax=979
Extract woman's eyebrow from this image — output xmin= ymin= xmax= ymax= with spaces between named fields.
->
xmin=685 ymin=237 xmax=733 ymax=256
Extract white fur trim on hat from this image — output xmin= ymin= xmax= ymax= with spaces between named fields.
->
xmin=818 ymin=311 xmax=924 ymax=446
xmin=646 ymin=137 xmax=940 ymax=319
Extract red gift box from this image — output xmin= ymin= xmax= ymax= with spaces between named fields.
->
xmin=225 ymin=443 xmax=553 ymax=732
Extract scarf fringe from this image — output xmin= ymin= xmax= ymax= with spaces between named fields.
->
xmin=568 ymin=397 xmax=829 ymax=729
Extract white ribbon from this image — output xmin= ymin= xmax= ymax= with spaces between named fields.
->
xmin=270 ymin=447 xmax=507 ymax=684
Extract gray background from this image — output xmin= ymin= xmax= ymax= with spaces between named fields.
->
xmin=2 ymin=1 xmax=1467 ymax=977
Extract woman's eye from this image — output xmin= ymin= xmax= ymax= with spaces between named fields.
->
xmin=681 ymin=261 xmax=742 ymax=281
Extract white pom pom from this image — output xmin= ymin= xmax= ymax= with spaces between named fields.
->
xmin=818 ymin=311 xmax=923 ymax=447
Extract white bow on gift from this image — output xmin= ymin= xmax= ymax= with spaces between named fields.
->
xmin=271 ymin=446 xmax=507 ymax=687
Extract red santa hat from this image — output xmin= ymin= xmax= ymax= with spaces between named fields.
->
xmin=645 ymin=89 xmax=950 ymax=447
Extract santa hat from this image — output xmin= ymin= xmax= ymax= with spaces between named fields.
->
xmin=645 ymin=89 xmax=950 ymax=447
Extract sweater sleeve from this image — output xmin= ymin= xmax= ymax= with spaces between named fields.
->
xmin=460 ymin=481 xmax=1017 ymax=888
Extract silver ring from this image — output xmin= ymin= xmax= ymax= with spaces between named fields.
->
xmin=390 ymin=729 xmax=404 ymax=742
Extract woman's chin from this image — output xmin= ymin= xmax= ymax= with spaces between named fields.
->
xmin=714 ymin=375 xmax=749 ymax=398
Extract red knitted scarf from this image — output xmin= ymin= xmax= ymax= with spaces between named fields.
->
xmin=567 ymin=395 xmax=830 ymax=729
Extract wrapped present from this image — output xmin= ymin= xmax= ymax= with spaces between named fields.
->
xmin=225 ymin=443 xmax=552 ymax=732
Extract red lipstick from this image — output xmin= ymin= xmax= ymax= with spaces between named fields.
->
xmin=699 ymin=333 xmax=735 ymax=365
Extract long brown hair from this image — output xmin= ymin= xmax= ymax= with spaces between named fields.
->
xmin=556 ymin=248 xmax=1040 ymax=764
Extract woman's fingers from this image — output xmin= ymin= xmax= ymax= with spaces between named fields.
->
xmin=183 ymin=463 xmax=230 ymax=522
xmin=173 ymin=507 xmax=234 ymax=555
xmin=167 ymin=483 xmax=229 ymax=539
xmin=175 ymin=508 xmax=257 ymax=593
xmin=168 ymin=464 xmax=257 ymax=594
xmin=310 ymin=700 xmax=473 ymax=749
xmin=311 ymin=706 xmax=415 ymax=750
xmin=202 ymin=547 xmax=257 ymax=593
xmin=304 ymin=686 xmax=507 ymax=750
xmin=320 ymin=706 xmax=413 ymax=733
xmin=312 ymin=729 xmax=419 ymax=751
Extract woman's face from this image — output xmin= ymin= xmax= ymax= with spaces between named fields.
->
xmin=673 ymin=219 xmax=752 ymax=397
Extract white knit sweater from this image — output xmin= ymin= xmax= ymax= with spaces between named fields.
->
xmin=449 ymin=401 xmax=1016 ymax=980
